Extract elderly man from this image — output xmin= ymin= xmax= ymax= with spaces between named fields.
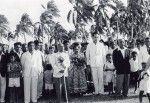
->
xmin=53 ymin=43 xmax=70 ymax=103
xmin=21 ymin=41 xmax=43 ymax=103
xmin=86 ymin=29 xmax=106 ymax=95
xmin=113 ymin=39 xmax=131 ymax=97
xmin=138 ymin=38 xmax=149 ymax=64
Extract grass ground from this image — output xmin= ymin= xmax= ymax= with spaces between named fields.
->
xmin=38 ymin=88 xmax=149 ymax=103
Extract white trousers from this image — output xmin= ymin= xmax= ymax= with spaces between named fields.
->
xmin=37 ymin=72 xmax=43 ymax=99
xmin=91 ymin=67 xmax=104 ymax=94
xmin=0 ymin=74 xmax=6 ymax=102
xmin=24 ymin=76 xmax=38 ymax=103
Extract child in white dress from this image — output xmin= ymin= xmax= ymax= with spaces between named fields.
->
xmin=139 ymin=62 xmax=150 ymax=103
xmin=104 ymin=53 xmax=115 ymax=95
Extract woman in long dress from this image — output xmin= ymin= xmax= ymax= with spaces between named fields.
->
xmin=68 ymin=42 xmax=87 ymax=95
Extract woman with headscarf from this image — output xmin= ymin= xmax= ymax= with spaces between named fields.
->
xmin=68 ymin=42 xmax=87 ymax=95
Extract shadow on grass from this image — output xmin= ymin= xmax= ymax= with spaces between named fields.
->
xmin=69 ymin=94 xmax=139 ymax=102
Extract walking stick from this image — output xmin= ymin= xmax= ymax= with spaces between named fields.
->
xmin=63 ymin=76 xmax=68 ymax=103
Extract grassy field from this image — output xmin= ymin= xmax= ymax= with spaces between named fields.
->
xmin=38 ymin=89 xmax=149 ymax=103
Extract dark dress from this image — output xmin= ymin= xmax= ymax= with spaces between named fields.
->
xmin=68 ymin=53 xmax=87 ymax=94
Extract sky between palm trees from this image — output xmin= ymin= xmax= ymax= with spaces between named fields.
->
xmin=0 ymin=0 xmax=127 ymax=32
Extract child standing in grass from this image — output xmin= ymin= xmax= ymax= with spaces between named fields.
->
xmin=129 ymin=51 xmax=140 ymax=93
xmin=104 ymin=53 xmax=115 ymax=95
xmin=7 ymin=53 xmax=22 ymax=103
xmin=44 ymin=64 xmax=53 ymax=100
xmin=139 ymin=62 xmax=150 ymax=103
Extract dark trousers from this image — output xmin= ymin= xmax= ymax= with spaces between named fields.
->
xmin=53 ymin=77 xmax=68 ymax=103
xmin=9 ymin=87 xmax=19 ymax=103
xmin=115 ymin=74 xmax=130 ymax=96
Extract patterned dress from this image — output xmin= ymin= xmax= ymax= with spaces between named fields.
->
xmin=68 ymin=53 xmax=87 ymax=94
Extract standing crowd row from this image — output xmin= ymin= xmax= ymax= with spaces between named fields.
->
xmin=1 ymin=30 xmax=150 ymax=103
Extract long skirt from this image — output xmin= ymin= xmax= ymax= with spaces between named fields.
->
xmin=68 ymin=65 xmax=87 ymax=94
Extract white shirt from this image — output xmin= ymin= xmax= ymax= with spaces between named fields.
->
xmin=35 ymin=50 xmax=44 ymax=72
xmin=104 ymin=61 xmax=115 ymax=71
xmin=86 ymin=41 xmax=106 ymax=67
xmin=21 ymin=51 xmax=43 ymax=77
xmin=139 ymin=45 xmax=149 ymax=63
xmin=129 ymin=58 xmax=140 ymax=72
xmin=46 ymin=53 xmax=56 ymax=67
xmin=53 ymin=52 xmax=70 ymax=78
xmin=118 ymin=47 xmax=125 ymax=58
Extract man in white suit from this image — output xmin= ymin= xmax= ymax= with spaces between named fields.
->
xmin=21 ymin=41 xmax=43 ymax=103
xmin=86 ymin=28 xmax=106 ymax=95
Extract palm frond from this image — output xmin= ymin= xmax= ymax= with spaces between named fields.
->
xmin=46 ymin=0 xmax=60 ymax=17
xmin=41 ymin=4 xmax=46 ymax=9
xmin=21 ymin=13 xmax=33 ymax=25
xmin=67 ymin=10 xmax=72 ymax=22
xmin=0 ymin=15 xmax=9 ymax=24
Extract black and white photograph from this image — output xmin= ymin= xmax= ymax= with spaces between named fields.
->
xmin=1 ymin=0 xmax=150 ymax=103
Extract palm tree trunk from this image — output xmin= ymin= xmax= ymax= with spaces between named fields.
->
xmin=117 ymin=19 xmax=119 ymax=40
xmin=117 ymin=10 xmax=119 ymax=40
xmin=131 ymin=15 xmax=134 ymax=39
xmin=23 ymin=33 xmax=27 ymax=43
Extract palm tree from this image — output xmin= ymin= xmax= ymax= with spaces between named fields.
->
xmin=35 ymin=0 xmax=60 ymax=44
xmin=67 ymin=0 xmax=95 ymax=25
xmin=16 ymin=13 xmax=34 ymax=43
xmin=126 ymin=0 xmax=148 ymax=38
xmin=94 ymin=0 xmax=116 ymax=34
xmin=110 ymin=0 xmax=127 ymax=38
xmin=67 ymin=0 xmax=94 ymax=42
xmin=0 ymin=14 xmax=10 ymax=41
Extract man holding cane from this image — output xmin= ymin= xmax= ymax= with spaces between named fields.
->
xmin=53 ymin=43 xmax=70 ymax=103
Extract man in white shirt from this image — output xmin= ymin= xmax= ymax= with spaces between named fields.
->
xmin=86 ymin=30 xmax=106 ymax=95
xmin=53 ymin=43 xmax=70 ymax=103
xmin=21 ymin=41 xmax=43 ymax=103
xmin=0 ymin=43 xmax=5 ymax=103
xmin=34 ymin=40 xmax=44 ymax=99
xmin=45 ymin=45 xmax=55 ymax=66
xmin=138 ymin=39 xmax=149 ymax=64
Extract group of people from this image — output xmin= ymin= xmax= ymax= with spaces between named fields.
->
xmin=1 ymin=27 xmax=150 ymax=103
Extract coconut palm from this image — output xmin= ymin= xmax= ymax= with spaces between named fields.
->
xmin=67 ymin=0 xmax=95 ymax=26
xmin=41 ymin=0 xmax=60 ymax=18
xmin=67 ymin=0 xmax=94 ymax=42
xmin=34 ymin=0 xmax=60 ymax=43
xmin=110 ymin=0 xmax=127 ymax=38
xmin=94 ymin=0 xmax=116 ymax=34
xmin=15 ymin=13 xmax=34 ymax=43
xmin=126 ymin=0 xmax=148 ymax=38
xmin=0 ymin=14 xmax=10 ymax=39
